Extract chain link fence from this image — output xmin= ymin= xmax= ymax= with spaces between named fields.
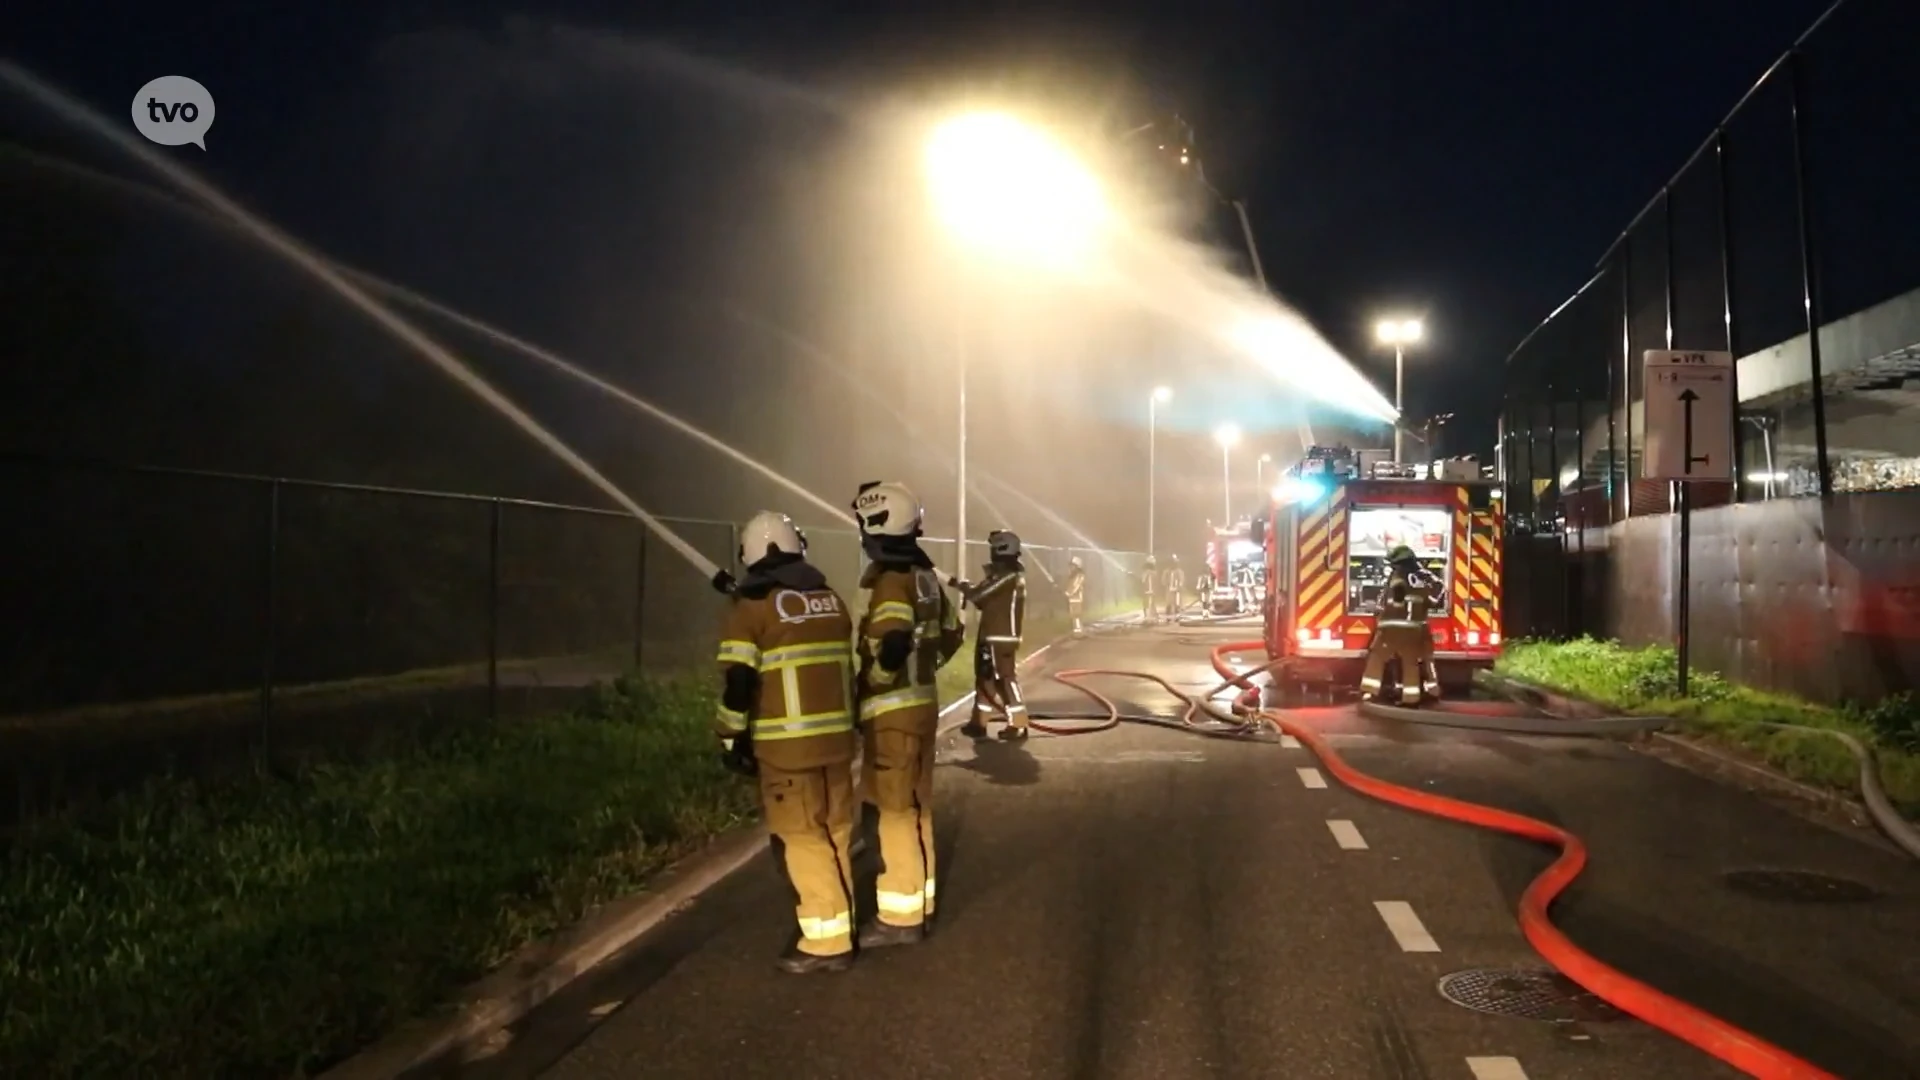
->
xmin=0 ymin=454 xmax=1145 ymax=824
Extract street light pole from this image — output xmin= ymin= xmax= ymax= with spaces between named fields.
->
xmin=1148 ymin=386 xmax=1171 ymax=557
xmin=1214 ymin=423 xmax=1240 ymax=524
xmin=1394 ymin=344 xmax=1405 ymax=462
xmin=956 ymin=329 xmax=968 ymax=578
xmin=1256 ymin=452 xmax=1272 ymax=495
xmin=1222 ymin=444 xmax=1232 ymax=522
xmin=1375 ymin=318 xmax=1424 ymax=464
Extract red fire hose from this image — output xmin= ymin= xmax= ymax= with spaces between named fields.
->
xmin=1200 ymin=638 xmax=1838 ymax=1080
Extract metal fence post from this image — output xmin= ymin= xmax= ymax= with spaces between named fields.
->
xmin=1787 ymin=48 xmax=1831 ymax=499
xmin=632 ymin=527 xmax=648 ymax=672
xmin=487 ymin=498 xmax=502 ymax=720
xmin=260 ymin=479 xmax=281 ymax=753
xmin=1715 ymin=129 xmax=1745 ymax=496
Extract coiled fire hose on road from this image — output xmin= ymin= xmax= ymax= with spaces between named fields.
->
xmin=1191 ymin=637 xmax=1842 ymax=1080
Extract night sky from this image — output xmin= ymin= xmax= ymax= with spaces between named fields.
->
xmin=4 ymin=0 xmax=1838 ymax=553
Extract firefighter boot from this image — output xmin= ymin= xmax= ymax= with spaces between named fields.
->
xmin=777 ymin=948 xmax=855 ymax=975
xmin=958 ymin=719 xmax=990 ymax=739
xmin=858 ymin=920 xmax=926 ymax=950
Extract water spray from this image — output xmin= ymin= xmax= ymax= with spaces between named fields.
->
xmin=0 ymin=128 xmax=855 ymax=553
xmin=713 ymin=304 xmax=1124 ymax=581
xmin=0 ymin=60 xmax=722 ymax=581
xmin=359 ymin=280 xmax=853 ymax=529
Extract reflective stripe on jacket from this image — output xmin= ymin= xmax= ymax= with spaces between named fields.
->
xmin=968 ymin=566 xmax=1026 ymax=645
xmin=715 ymin=586 xmax=856 ymax=745
xmin=856 ymin=564 xmax=961 ymax=725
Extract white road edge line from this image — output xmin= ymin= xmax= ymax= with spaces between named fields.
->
xmin=1373 ymin=901 xmax=1440 ymax=953
xmin=1465 ymin=1056 xmax=1529 ymax=1080
xmin=1279 ymin=734 xmax=1301 ymax=748
xmin=1326 ymin=819 xmax=1368 ymax=850
xmin=1296 ymin=766 xmax=1328 ymax=789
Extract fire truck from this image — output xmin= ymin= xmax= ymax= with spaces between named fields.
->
xmin=1250 ymin=445 xmax=1505 ymax=701
xmin=1203 ymin=520 xmax=1264 ymax=615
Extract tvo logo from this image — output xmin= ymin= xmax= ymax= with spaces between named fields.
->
xmin=131 ymin=76 xmax=216 ymax=149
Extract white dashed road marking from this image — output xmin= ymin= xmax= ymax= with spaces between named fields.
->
xmin=1279 ymin=734 xmax=1301 ymax=748
xmin=1465 ymin=1057 xmax=1529 ymax=1080
xmin=1374 ymin=901 xmax=1441 ymax=952
xmin=1326 ymin=819 xmax=1368 ymax=850
xmin=1296 ymin=767 xmax=1327 ymax=789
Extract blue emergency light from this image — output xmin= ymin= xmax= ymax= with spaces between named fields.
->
xmin=1276 ymin=477 xmax=1326 ymax=505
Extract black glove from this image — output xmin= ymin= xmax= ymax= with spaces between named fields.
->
xmin=950 ymin=578 xmax=973 ymax=595
xmin=720 ymin=733 xmax=758 ymax=777
xmin=711 ymin=569 xmax=738 ymax=595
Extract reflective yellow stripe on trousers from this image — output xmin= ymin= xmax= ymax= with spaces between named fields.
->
xmin=756 ymin=641 xmax=854 ymax=739
xmin=799 ymin=911 xmax=853 ymax=941
xmin=876 ymin=877 xmax=936 ymax=918
xmin=859 ymin=684 xmax=937 ymax=721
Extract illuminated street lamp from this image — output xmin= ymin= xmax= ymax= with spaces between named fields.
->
xmin=925 ymin=111 xmax=1110 ymax=575
xmin=924 ymin=112 xmax=1110 ymax=269
xmin=1149 ymin=386 xmax=1172 ymax=556
xmin=1375 ymin=317 xmax=1424 ymax=462
xmin=1214 ymin=423 xmax=1241 ymax=523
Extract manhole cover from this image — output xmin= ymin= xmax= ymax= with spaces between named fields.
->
xmin=1437 ymin=968 xmax=1628 ymax=1023
xmin=1723 ymin=869 xmax=1879 ymax=903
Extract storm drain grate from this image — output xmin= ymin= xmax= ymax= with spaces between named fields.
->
xmin=1723 ymin=869 xmax=1879 ymax=903
xmin=1437 ymin=968 xmax=1628 ymax=1023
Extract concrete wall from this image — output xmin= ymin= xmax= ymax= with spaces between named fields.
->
xmin=1543 ymin=491 xmax=1920 ymax=704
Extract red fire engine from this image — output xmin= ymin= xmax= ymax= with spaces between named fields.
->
xmin=1203 ymin=520 xmax=1264 ymax=615
xmin=1250 ymin=446 xmax=1505 ymax=701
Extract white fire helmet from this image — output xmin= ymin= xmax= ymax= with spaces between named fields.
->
xmin=740 ymin=510 xmax=806 ymax=564
xmin=988 ymin=529 xmax=1022 ymax=560
xmin=1070 ymin=555 xmax=1083 ymax=569
xmin=851 ymin=481 xmax=923 ymax=537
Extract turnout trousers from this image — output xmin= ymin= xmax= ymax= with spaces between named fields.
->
xmin=969 ymin=641 xmax=1028 ymax=732
xmin=760 ymin=760 xmax=857 ymax=957
xmin=861 ymin=721 xmax=938 ymax=928
xmin=1359 ymin=623 xmax=1440 ymax=705
xmin=1068 ymin=598 xmax=1084 ymax=632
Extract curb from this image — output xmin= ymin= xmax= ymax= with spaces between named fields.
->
xmin=317 ymin=825 xmax=770 ymax=1080
xmin=324 ymin=614 xmax=1139 ymax=1080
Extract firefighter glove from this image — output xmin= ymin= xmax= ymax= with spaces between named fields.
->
xmin=710 ymin=568 xmax=738 ymax=595
xmin=876 ymin=629 xmax=914 ymax=673
xmin=720 ymin=733 xmax=758 ymax=777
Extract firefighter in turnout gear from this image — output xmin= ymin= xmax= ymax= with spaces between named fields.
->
xmin=1063 ymin=555 xmax=1087 ymax=633
xmin=849 ymin=481 xmax=964 ymax=948
xmin=956 ymin=530 xmax=1030 ymax=741
xmin=1359 ymin=544 xmax=1443 ymax=706
xmin=714 ymin=511 xmax=859 ymax=974
xmin=1163 ymin=554 xmax=1186 ymax=618
xmin=1140 ymin=556 xmax=1159 ymax=623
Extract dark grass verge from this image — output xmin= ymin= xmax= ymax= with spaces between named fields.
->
xmin=0 ymin=675 xmax=757 ymax=1079
xmin=1496 ymin=636 xmax=1920 ymax=819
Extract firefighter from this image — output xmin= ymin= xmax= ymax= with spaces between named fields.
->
xmin=1163 ymin=554 xmax=1186 ymax=618
xmin=1140 ymin=555 xmax=1159 ymax=623
xmin=1359 ymin=544 xmax=1443 ymax=706
xmin=849 ymin=480 xmax=965 ymax=948
xmin=709 ymin=511 xmax=859 ymax=974
xmin=1063 ymin=555 xmax=1087 ymax=633
xmin=956 ymin=530 xmax=1030 ymax=742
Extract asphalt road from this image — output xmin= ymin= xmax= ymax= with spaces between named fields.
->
xmin=422 ymin=623 xmax=1920 ymax=1080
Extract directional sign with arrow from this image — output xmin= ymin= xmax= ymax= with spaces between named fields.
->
xmin=1643 ymin=350 xmax=1734 ymax=482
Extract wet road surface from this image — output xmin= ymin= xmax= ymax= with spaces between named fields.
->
xmin=418 ymin=623 xmax=1920 ymax=1080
